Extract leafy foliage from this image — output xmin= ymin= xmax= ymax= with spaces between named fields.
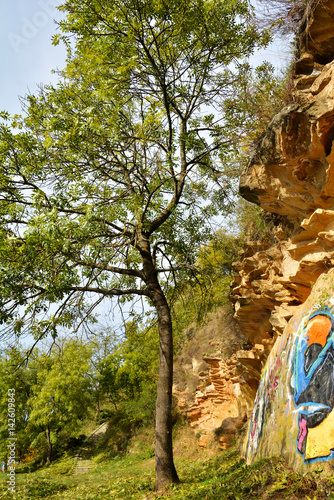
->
xmin=0 ymin=329 xmax=159 ymax=468
xmin=26 ymin=340 xmax=93 ymax=463
xmin=171 ymin=230 xmax=242 ymax=339
xmin=0 ymin=340 xmax=95 ymax=466
xmin=99 ymin=321 xmax=158 ymax=406
xmin=0 ymin=348 xmax=32 ymax=466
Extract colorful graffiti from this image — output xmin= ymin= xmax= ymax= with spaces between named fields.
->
xmin=245 ymin=339 xmax=287 ymax=458
xmin=293 ymin=302 xmax=334 ymax=463
xmin=245 ymin=295 xmax=334 ymax=469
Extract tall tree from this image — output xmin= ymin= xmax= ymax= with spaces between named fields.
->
xmin=0 ymin=0 xmax=268 ymax=489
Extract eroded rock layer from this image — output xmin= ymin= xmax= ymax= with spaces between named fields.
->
xmin=173 ymin=308 xmax=253 ymax=448
xmin=175 ymin=349 xmax=264 ymax=449
xmin=185 ymin=354 xmax=241 ymax=449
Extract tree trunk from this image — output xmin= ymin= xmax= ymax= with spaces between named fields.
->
xmin=138 ymin=233 xmax=179 ymax=491
xmin=95 ymin=398 xmax=100 ymax=421
xmin=152 ymin=283 xmax=180 ymax=490
xmin=46 ymin=426 xmax=52 ymax=464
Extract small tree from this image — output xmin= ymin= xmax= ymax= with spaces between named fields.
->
xmin=98 ymin=320 xmax=159 ymax=411
xmin=27 ymin=340 xmax=93 ymax=464
xmin=86 ymin=329 xmax=119 ymax=421
xmin=0 ymin=0 xmax=268 ymax=488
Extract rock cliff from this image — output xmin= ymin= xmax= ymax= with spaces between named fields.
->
xmin=232 ymin=0 xmax=334 ymax=381
xmin=173 ymin=307 xmax=275 ymax=449
xmin=175 ymin=1 xmax=334 ymax=459
xmin=173 ymin=308 xmax=250 ymax=449
xmin=234 ymin=0 xmax=334 ymax=472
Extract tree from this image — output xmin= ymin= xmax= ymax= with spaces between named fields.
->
xmin=27 ymin=340 xmax=93 ymax=464
xmin=0 ymin=0 xmax=268 ymax=489
xmin=92 ymin=321 xmax=159 ymax=451
xmin=86 ymin=329 xmax=119 ymax=421
xmin=98 ymin=320 xmax=159 ymax=412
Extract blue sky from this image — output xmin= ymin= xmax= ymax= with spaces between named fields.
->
xmin=0 ymin=0 xmax=66 ymax=115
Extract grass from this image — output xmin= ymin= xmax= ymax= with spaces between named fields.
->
xmin=1 ymin=445 xmax=334 ymax=499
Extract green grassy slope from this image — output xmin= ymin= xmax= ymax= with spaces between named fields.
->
xmin=1 ymin=442 xmax=333 ymax=499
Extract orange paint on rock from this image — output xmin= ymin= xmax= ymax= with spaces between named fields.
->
xmin=306 ymin=315 xmax=332 ymax=347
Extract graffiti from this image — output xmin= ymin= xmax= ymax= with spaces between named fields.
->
xmin=268 ymin=357 xmax=282 ymax=403
xmin=297 ymin=415 xmax=307 ymax=453
xmin=246 ymin=348 xmax=284 ymax=457
xmin=245 ymin=295 xmax=334 ymax=468
xmin=293 ymin=303 xmax=334 ymax=463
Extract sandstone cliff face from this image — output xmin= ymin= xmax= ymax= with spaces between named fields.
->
xmin=236 ymin=0 xmax=334 ymax=472
xmin=175 ymin=340 xmax=276 ymax=449
xmin=173 ymin=307 xmax=255 ymax=448
xmin=232 ymin=0 xmax=334 ymax=363
xmin=184 ymin=354 xmax=241 ymax=449
xmin=175 ymin=1 xmax=334 ymax=454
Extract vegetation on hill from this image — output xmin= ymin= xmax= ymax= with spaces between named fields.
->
xmin=0 ymin=325 xmax=160 ymax=470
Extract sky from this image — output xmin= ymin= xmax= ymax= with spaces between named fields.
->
xmin=0 ymin=0 xmax=67 ymax=115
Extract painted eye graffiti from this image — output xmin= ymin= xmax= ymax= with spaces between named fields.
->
xmin=296 ymin=314 xmax=334 ymax=409
xmin=304 ymin=315 xmax=332 ymax=374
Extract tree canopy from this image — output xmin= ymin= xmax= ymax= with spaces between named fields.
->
xmin=0 ymin=0 xmax=269 ymax=489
